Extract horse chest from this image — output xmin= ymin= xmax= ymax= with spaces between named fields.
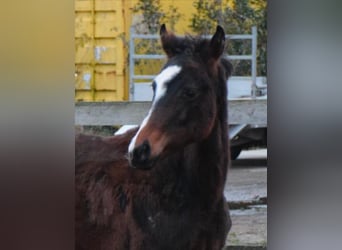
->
xmin=132 ymin=198 xmax=203 ymax=249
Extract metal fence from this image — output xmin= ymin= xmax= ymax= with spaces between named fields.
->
xmin=129 ymin=26 xmax=258 ymax=101
xmin=74 ymin=27 xmax=267 ymax=126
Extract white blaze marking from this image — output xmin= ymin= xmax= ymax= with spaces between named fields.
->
xmin=128 ymin=65 xmax=182 ymax=153
xmin=128 ymin=110 xmax=152 ymax=153
xmin=153 ymin=65 xmax=181 ymax=104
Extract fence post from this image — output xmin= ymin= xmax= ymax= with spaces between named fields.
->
xmin=251 ymin=26 xmax=257 ymax=98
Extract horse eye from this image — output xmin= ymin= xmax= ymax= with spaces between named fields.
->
xmin=183 ymin=88 xmax=197 ymax=99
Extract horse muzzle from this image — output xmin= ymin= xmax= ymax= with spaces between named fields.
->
xmin=128 ymin=140 xmax=156 ymax=170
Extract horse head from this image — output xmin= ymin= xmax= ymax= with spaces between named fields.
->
xmin=128 ymin=24 xmax=232 ymax=169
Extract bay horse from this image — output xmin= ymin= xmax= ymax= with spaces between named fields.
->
xmin=76 ymin=24 xmax=233 ymax=250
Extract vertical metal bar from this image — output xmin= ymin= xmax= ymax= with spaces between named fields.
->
xmin=251 ymin=26 xmax=257 ymax=98
xmin=129 ymin=26 xmax=135 ymax=101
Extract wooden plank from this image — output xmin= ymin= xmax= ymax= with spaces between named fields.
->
xmin=228 ymin=98 xmax=267 ymax=124
xmin=75 ymin=99 xmax=267 ymax=125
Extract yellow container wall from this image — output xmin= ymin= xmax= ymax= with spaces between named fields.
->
xmin=75 ymin=0 xmax=127 ymax=102
xmin=75 ymin=0 xmax=239 ymax=102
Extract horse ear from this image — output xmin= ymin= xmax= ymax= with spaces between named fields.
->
xmin=209 ymin=25 xmax=226 ymax=60
xmin=160 ymin=24 xmax=177 ymax=58
xmin=160 ymin=24 xmax=167 ymax=36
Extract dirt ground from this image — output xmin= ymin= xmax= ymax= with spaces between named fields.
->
xmin=224 ymin=149 xmax=267 ymax=249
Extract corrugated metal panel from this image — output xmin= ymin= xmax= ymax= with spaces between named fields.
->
xmin=74 ymin=0 xmax=200 ymax=102
xmin=75 ymin=0 xmax=127 ymax=101
xmin=75 ymin=0 xmax=239 ymax=102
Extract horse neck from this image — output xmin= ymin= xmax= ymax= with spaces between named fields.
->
xmin=198 ymin=71 xmax=229 ymax=178
xmin=197 ymin=117 xmax=228 ymax=189
xmin=153 ymin=74 xmax=229 ymax=206
xmin=184 ymin=86 xmax=229 ymax=204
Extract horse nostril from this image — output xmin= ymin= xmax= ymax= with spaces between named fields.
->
xmin=132 ymin=140 xmax=151 ymax=165
xmin=142 ymin=140 xmax=150 ymax=154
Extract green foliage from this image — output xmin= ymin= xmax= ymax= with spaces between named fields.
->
xmin=165 ymin=5 xmax=182 ymax=31
xmin=131 ymin=0 xmax=182 ymax=77
xmin=189 ymin=0 xmax=267 ymax=76
xmin=130 ymin=0 xmax=266 ymax=76
xmin=132 ymin=0 xmax=183 ymax=34
xmin=132 ymin=0 xmax=165 ymax=34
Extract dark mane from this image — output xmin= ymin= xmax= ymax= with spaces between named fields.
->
xmin=161 ymin=30 xmax=233 ymax=89
xmin=164 ymin=35 xmax=210 ymax=56
xmin=159 ymin=33 xmax=195 ymax=55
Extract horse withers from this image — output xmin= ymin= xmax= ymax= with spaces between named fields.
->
xmin=76 ymin=24 xmax=233 ymax=250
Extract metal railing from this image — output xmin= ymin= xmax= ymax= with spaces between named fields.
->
xmin=129 ymin=26 xmax=258 ymax=100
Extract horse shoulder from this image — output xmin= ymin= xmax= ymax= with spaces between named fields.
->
xmin=75 ymin=129 xmax=139 ymax=226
